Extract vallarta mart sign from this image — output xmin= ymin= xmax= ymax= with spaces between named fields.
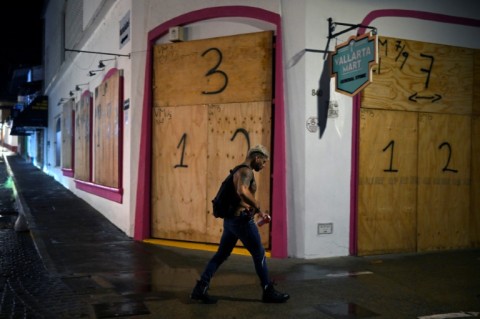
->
xmin=331 ymin=33 xmax=377 ymax=96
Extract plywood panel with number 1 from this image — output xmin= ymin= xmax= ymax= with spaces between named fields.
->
xmin=471 ymin=115 xmax=480 ymax=246
xmin=153 ymin=31 xmax=273 ymax=107
xmin=74 ymin=93 xmax=92 ymax=182
xmin=417 ymin=113 xmax=471 ymax=251
xmin=61 ymin=99 xmax=74 ymax=169
xmin=358 ymin=109 xmax=417 ymax=255
xmin=363 ymin=36 xmax=473 ymax=115
xmin=205 ymin=102 xmax=272 ymax=247
xmin=151 ymin=105 xmax=208 ymax=242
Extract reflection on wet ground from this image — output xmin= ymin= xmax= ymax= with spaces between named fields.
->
xmin=315 ymin=302 xmax=379 ymax=318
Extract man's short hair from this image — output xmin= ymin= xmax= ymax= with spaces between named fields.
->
xmin=247 ymin=144 xmax=270 ymax=160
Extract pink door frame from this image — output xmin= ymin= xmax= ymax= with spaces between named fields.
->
xmin=133 ymin=6 xmax=288 ymax=258
xmin=350 ymin=9 xmax=480 ymax=255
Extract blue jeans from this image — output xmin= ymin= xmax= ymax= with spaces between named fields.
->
xmin=200 ymin=214 xmax=269 ymax=287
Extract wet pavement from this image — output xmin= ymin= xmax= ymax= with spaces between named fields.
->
xmin=1 ymin=150 xmax=479 ymax=318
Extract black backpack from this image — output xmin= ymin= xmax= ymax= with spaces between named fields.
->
xmin=212 ymin=165 xmax=249 ymax=218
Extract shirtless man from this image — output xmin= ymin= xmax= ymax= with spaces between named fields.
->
xmin=190 ymin=145 xmax=289 ymax=304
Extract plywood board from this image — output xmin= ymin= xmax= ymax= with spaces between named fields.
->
xmin=358 ymin=109 xmax=418 ymax=255
xmin=474 ymin=51 xmax=480 ymax=115
xmin=74 ymin=93 xmax=92 ymax=182
xmin=205 ymin=102 xmax=272 ymax=246
xmin=94 ymin=71 xmax=121 ymax=188
xmin=153 ymin=31 xmax=273 ymax=107
xmin=471 ymin=115 xmax=480 ymax=246
xmin=417 ymin=113 xmax=471 ymax=251
xmin=61 ymin=99 xmax=74 ymax=169
xmin=151 ymin=105 xmax=208 ymax=242
xmin=363 ymin=36 xmax=473 ymax=115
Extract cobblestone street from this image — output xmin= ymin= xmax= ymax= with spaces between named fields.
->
xmin=0 ymin=157 xmax=90 ymax=318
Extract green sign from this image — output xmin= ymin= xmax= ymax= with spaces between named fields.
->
xmin=331 ymin=33 xmax=377 ymax=96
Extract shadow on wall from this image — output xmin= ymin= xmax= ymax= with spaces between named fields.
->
xmin=287 ymin=49 xmax=332 ymax=139
xmin=316 ymin=55 xmax=331 ymax=138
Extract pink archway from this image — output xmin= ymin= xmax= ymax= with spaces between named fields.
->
xmin=134 ymin=6 xmax=288 ymax=258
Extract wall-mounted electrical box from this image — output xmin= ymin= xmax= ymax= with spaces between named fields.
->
xmin=169 ymin=26 xmax=184 ymax=42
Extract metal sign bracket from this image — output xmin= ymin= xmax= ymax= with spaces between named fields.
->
xmin=328 ymin=17 xmax=377 ymax=39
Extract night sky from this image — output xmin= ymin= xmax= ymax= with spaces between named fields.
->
xmin=0 ymin=1 xmax=45 ymax=100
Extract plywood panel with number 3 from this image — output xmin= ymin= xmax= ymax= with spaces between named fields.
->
xmin=205 ymin=102 xmax=272 ymax=247
xmin=358 ymin=109 xmax=418 ymax=255
xmin=417 ymin=113 xmax=471 ymax=251
xmin=153 ymin=31 xmax=272 ymax=107
xmin=151 ymin=105 xmax=208 ymax=242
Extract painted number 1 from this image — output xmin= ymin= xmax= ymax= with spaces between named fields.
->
xmin=174 ymin=133 xmax=188 ymax=168
xmin=382 ymin=140 xmax=399 ymax=173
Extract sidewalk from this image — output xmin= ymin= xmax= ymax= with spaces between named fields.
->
xmin=4 ymin=152 xmax=480 ymax=318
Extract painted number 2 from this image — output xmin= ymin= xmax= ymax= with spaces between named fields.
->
xmin=438 ymin=142 xmax=458 ymax=173
xmin=201 ymin=47 xmax=228 ymax=95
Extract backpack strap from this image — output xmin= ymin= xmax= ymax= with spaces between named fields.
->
xmin=229 ymin=164 xmax=250 ymax=175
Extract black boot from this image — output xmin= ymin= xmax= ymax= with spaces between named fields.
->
xmin=262 ymin=282 xmax=290 ymax=303
xmin=190 ymin=280 xmax=218 ymax=304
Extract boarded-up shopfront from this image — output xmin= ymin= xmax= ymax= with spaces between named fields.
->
xmin=358 ymin=36 xmax=480 ymax=255
xmin=151 ymin=31 xmax=273 ymax=247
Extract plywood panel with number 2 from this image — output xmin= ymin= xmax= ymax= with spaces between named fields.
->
xmin=205 ymin=102 xmax=272 ymax=246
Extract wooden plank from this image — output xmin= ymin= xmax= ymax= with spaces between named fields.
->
xmin=358 ymin=109 xmax=417 ymax=255
xmin=151 ymin=105 xmax=208 ymax=242
xmin=474 ymin=51 xmax=480 ymax=115
xmin=153 ymin=31 xmax=272 ymax=107
xmin=61 ymin=99 xmax=74 ymax=169
xmin=363 ymin=36 xmax=473 ymax=115
xmin=74 ymin=92 xmax=92 ymax=181
xmin=417 ymin=113 xmax=471 ymax=251
xmin=205 ymin=102 xmax=272 ymax=246
xmin=471 ymin=115 xmax=480 ymax=246
xmin=93 ymin=71 xmax=121 ymax=188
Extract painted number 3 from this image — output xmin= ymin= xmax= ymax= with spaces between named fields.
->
xmin=201 ymin=47 xmax=228 ymax=95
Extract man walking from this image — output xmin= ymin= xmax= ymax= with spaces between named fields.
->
xmin=190 ymin=145 xmax=289 ymax=304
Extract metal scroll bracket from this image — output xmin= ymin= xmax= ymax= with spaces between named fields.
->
xmin=328 ymin=17 xmax=377 ymax=40
xmin=325 ymin=17 xmax=377 ymax=59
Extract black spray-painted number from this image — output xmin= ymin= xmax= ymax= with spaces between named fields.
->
xmin=382 ymin=140 xmax=399 ymax=172
xmin=438 ymin=142 xmax=458 ymax=173
xmin=201 ymin=47 xmax=228 ymax=95
xmin=174 ymin=133 xmax=188 ymax=168
xmin=230 ymin=128 xmax=251 ymax=154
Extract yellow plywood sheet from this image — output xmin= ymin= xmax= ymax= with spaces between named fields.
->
xmin=151 ymin=105 xmax=208 ymax=242
xmin=471 ymin=115 xmax=480 ymax=246
xmin=94 ymin=71 xmax=121 ymax=188
xmin=358 ymin=109 xmax=418 ymax=255
xmin=74 ymin=93 xmax=92 ymax=182
xmin=61 ymin=99 xmax=74 ymax=169
xmin=417 ymin=113 xmax=471 ymax=251
xmin=205 ymin=102 xmax=272 ymax=246
xmin=153 ymin=31 xmax=273 ymax=107
xmin=363 ymin=36 xmax=473 ymax=114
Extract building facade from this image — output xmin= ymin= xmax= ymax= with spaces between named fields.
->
xmin=31 ymin=0 xmax=479 ymax=258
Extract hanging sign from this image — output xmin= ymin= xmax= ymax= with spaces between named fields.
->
xmin=331 ymin=33 xmax=377 ymax=96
